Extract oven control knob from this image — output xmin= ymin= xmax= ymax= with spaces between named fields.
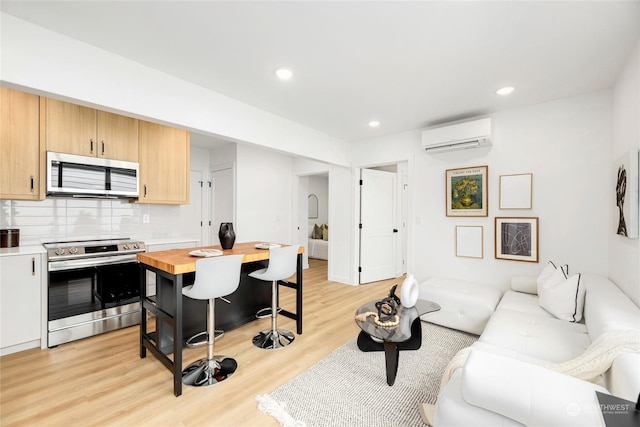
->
xmin=133 ymin=243 xmax=139 ymax=249
xmin=69 ymin=247 xmax=79 ymax=254
xmin=123 ymin=244 xmax=130 ymax=250
xmin=54 ymin=248 xmax=65 ymax=256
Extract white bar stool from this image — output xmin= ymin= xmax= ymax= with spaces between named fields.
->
xmin=181 ymin=254 xmax=244 ymax=387
xmin=250 ymin=245 xmax=300 ymax=350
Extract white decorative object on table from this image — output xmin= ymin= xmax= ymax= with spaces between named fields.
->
xmin=254 ymin=243 xmax=282 ymax=250
xmin=400 ymin=274 xmax=419 ymax=308
xmin=188 ymin=249 xmax=223 ymax=257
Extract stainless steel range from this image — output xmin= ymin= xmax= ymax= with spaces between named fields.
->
xmin=44 ymin=238 xmax=146 ymax=347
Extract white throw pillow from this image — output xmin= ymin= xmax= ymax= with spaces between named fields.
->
xmin=538 ymin=273 xmax=586 ymax=322
xmin=536 ymin=261 xmax=569 ymax=295
xmin=536 ymin=261 xmax=558 ymax=288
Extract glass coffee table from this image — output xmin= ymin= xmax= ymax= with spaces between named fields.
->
xmin=355 ymin=299 xmax=440 ymax=386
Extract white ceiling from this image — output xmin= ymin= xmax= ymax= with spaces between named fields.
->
xmin=2 ymin=1 xmax=639 ymax=142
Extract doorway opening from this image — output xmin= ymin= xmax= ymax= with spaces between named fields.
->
xmin=298 ymin=172 xmax=329 ymax=279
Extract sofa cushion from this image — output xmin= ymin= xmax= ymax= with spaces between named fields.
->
xmin=497 ymin=290 xmax=554 ymax=319
xmin=583 ymin=274 xmax=640 ymax=340
xmin=510 ymin=275 xmax=538 ymax=294
xmin=479 ymin=309 xmax=591 ymax=363
xmin=419 ymin=277 xmax=502 ymax=335
xmin=433 ymin=369 xmax=523 ymax=427
xmin=538 ymin=273 xmax=586 ymax=322
xmin=460 ymin=349 xmax=609 ymax=427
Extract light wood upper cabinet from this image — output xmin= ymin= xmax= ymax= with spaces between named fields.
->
xmin=97 ymin=111 xmax=138 ymax=162
xmin=45 ymin=98 xmax=138 ymax=162
xmin=0 ymin=87 xmax=45 ymax=200
xmin=138 ymin=121 xmax=190 ymax=204
xmin=44 ymin=98 xmax=97 ymax=157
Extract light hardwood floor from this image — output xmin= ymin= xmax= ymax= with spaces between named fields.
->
xmin=0 ymin=259 xmax=402 ymax=427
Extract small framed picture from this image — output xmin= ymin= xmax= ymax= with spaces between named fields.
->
xmin=446 ymin=165 xmax=488 ymax=217
xmin=495 ymin=217 xmax=539 ymax=262
xmin=455 ymin=225 xmax=483 ymax=258
xmin=499 ymin=173 xmax=532 ymax=209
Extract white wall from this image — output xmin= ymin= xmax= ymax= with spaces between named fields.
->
xmin=610 ymin=40 xmax=640 ymax=306
xmin=210 ymin=142 xmax=237 ymax=170
xmin=235 ymin=144 xmax=293 ymax=244
xmin=308 ymin=175 xmax=329 ymax=227
xmin=0 ymin=13 xmax=350 ymax=167
xmin=351 ymin=91 xmax=613 ymax=291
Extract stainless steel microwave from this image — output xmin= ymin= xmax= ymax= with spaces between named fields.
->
xmin=46 ymin=151 xmax=140 ymax=198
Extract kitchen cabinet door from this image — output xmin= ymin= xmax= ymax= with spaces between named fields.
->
xmin=138 ymin=121 xmax=190 ymax=204
xmin=97 ymin=111 xmax=138 ymax=162
xmin=44 ymin=98 xmax=97 ymax=157
xmin=0 ymin=254 xmax=42 ymax=353
xmin=0 ymin=87 xmax=45 ymax=200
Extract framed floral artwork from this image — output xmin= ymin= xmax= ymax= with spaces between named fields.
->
xmin=446 ymin=165 xmax=488 ymax=217
xmin=495 ymin=217 xmax=539 ymax=262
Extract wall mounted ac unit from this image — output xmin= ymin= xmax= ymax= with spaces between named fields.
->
xmin=421 ymin=118 xmax=492 ymax=153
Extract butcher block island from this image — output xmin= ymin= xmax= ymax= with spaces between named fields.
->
xmin=136 ymin=241 xmax=304 ymax=396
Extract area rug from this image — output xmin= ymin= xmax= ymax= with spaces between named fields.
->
xmin=256 ymin=322 xmax=478 ymax=427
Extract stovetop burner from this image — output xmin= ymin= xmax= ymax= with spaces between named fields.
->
xmin=44 ymin=238 xmax=146 ymax=260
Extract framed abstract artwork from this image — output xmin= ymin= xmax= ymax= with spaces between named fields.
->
xmin=495 ymin=217 xmax=539 ymax=262
xmin=446 ymin=165 xmax=488 ymax=217
xmin=499 ymin=173 xmax=532 ymax=210
xmin=455 ymin=225 xmax=483 ymax=258
xmin=614 ymin=150 xmax=639 ymax=239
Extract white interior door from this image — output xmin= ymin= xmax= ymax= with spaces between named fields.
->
xmin=211 ymin=167 xmax=234 ymax=245
xmin=359 ymin=168 xmax=397 ymax=284
xmin=180 ymin=170 xmax=207 ymax=245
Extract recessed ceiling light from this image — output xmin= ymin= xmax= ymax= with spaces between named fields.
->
xmin=496 ymin=86 xmax=515 ymax=96
xmin=275 ymin=68 xmax=293 ymax=81
xmin=368 ymin=120 xmax=380 ymax=128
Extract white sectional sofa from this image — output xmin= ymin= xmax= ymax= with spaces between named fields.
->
xmin=431 ymin=273 xmax=640 ymax=427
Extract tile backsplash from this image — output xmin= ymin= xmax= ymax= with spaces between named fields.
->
xmin=1 ymin=198 xmax=184 ymax=245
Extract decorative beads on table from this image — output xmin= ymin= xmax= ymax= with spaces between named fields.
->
xmin=355 ymin=311 xmax=400 ymax=328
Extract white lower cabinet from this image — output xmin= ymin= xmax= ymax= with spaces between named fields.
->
xmin=0 ymin=253 xmax=43 ymax=354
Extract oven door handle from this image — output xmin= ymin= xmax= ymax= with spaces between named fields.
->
xmin=48 ymin=255 xmax=138 ymax=272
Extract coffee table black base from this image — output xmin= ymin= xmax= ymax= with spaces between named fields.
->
xmin=356 ymin=318 xmax=423 ymax=385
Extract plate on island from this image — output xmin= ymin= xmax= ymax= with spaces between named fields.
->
xmin=189 ymin=249 xmax=223 ymax=257
xmin=254 ymin=242 xmax=282 ymax=250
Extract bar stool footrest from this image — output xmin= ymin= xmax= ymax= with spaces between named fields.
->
xmin=185 ymin=330 xmax=225 ymax=348
xmin=255 ymin=307 xmax=282 ymax=319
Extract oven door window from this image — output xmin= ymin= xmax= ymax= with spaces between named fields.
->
xmin=48 ymin=263 xmax=140 ymax=321
xmin=96 ymin=263 xmax=140 ymax=304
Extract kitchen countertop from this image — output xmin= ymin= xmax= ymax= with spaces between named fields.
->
xmin=137 ymin=241 xmax=304 ymax=275
xmin=0 ymin=245 xmax=47 ymax=257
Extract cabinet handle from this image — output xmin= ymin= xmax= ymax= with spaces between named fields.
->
xmin=101 ymin=141 xmax=105 ymax=155
xmin=90 ymin=139 xmax=94 ymax=153
xmin=30 ymin=175 xmax=34 ymax=192
xmin=32 ymin=257 xmax=35 ymax=276
xmin=143 ymin=185 xmax=147 ymax=197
